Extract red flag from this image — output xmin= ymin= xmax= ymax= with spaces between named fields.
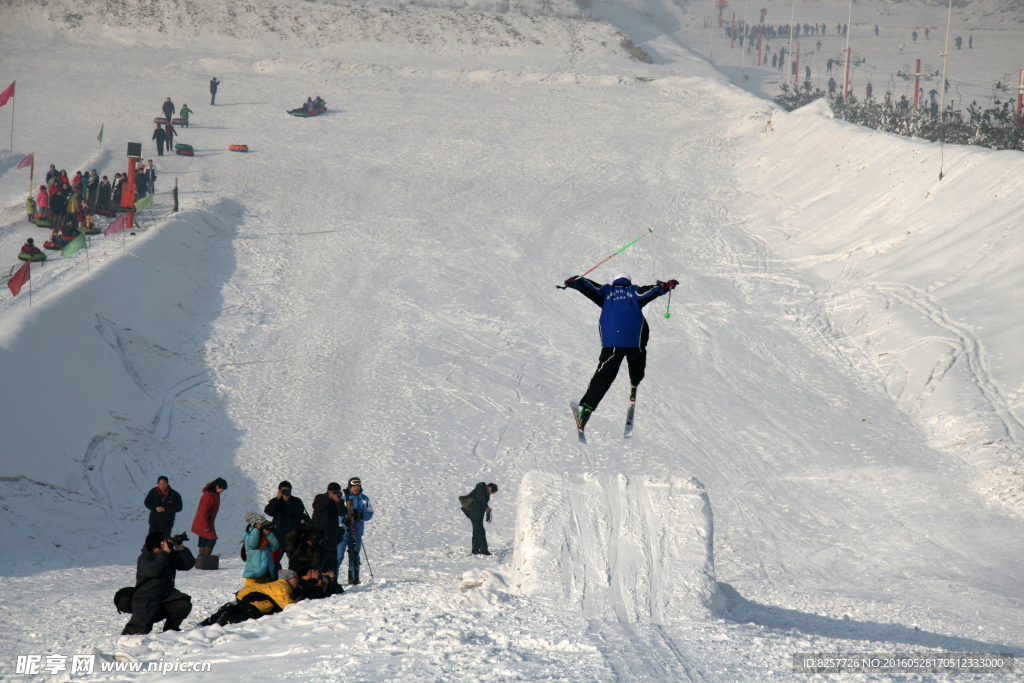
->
xmin=17 ymin=153 xmax=32 ymax=170
xmin=103 ymin=214 xmax=127 ymax=235
xmin=7 ymin=261 xmax=29 ymax=297
xmin=0 ymin=81 xmax=13 ymax=108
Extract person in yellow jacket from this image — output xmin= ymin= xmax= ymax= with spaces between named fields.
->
xmin=235 ymin=569 xmax=299 ymax=614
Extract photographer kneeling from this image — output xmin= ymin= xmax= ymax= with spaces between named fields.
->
xmin=121 ymin=531 xmax=195 ymax=635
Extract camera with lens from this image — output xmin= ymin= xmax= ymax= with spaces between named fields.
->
xmin=170 ymin=532 xmax=189 ymax=545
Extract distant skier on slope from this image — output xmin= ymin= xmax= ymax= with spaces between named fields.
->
xmin=561 ymin=273 xmax=676 ymax=436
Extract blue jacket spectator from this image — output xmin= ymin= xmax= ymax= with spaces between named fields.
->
xmin=243 ymin=523 xmax=279 ymax=581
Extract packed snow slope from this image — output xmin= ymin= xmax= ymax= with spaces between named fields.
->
xmin=1 ymin=0 xmax=1024 ymax=680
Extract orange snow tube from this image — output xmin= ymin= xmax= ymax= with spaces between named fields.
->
xmin=229 ymin=145 xmax=249 ymax=152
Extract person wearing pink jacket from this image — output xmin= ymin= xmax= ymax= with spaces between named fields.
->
xmin=35 ymin=185 xmax=49 ymax=217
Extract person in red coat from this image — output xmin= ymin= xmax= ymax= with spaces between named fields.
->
xmin=191 ymin=478 xmax=227 ymax=556
xmin=20 ymin=238 xmax=43 ymax=256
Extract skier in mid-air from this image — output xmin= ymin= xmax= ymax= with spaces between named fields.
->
xmin=562 ymin=273 xmax=677 ymax=440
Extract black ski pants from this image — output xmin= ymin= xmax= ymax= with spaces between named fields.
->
xmin=463 ymin=508 xmax=489 ymax=554
xmin=122 ymin=596 xmax=192 ymax=635
xmin=580 ymin=346 xmax=646 ymax=412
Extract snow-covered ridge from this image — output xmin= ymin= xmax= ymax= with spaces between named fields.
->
xmin=0 ymin=0 xmax=640 ymax=61
xmin=737 ymin=99 xmax=1024 ymax=513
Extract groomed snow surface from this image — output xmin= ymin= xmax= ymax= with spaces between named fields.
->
xmin=1 ymin=0 xmax=1023 ymax=680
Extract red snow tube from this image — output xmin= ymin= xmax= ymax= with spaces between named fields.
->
xmin=154 ymin=117 xmax=169 ymax=125
xmin=95 ymin=208 xmax=117 ymax=218
xmin=229 ymin=144 xmax=249 ymax=152
xmin=171 ymin=118 xmax=185 ymax=125
xmin=176 ymin=148 xmax=195 ymax=156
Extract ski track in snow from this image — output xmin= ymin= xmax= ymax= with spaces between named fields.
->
xmin=1 ymin=0 xmax=1024 ymax=680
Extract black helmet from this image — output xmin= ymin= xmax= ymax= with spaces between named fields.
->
xmin=26 ymin=238 xmax=34 ymax=245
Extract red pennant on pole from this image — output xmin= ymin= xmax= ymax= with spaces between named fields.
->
xmin=103 ymin=213 xmax=127 ymax=235
xmin=8 ymin=261 xmax=29 ymax=297
xmin=17 ymin=152 xmax=32 ymax=169
xmin=0 ymin=81 xmax=13 ymax=108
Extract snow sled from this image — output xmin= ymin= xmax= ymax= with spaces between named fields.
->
xmin=95 ymin=208 xmax=117 ymax=218
xmin=288 ymin=107 xmax=326 ymax=117
xmin=176 ymin=148 xmax=195 ymax=156
xmin=18 ymin=251 xmax=46 ymax=262
xmin=154 ymin=117 xmax=169 ymax=125
xmin=171 ymin=117 xmax=185 ymax=125
xmin=175 ymin=143 xmax=192 ymax=151
xmin=43 ymin=232 xmax=78 ymax=250
xmin=82 ymin=218 xmax=101 ymax=235
xmin=32 ymin=216 xmax=52 ymax=228
xmin=229 ymin=144 xmax=249 ymax=152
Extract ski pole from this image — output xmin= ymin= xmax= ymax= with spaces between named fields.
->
xmin=556 ymin=227 xmax=654 ymax=288
xmin=664 ymin=290 xmax=672 ymax=319
xmin=360 ymin=536 xmax=374 ymax=580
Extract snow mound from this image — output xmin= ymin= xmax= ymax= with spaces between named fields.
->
xmin=511 ymin=471 xmax=722 ymax=622
xmin=738 ymin=101 xmax=1024 ymax=512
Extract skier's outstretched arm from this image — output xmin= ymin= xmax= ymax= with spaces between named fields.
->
xmin=636 ymin=279 xmax=678 ymax=309
xmin=563 ymin=276 xmax=605 ymax=307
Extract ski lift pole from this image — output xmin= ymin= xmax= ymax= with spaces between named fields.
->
xmin=556 ymin=227 xmax=654 ymax=288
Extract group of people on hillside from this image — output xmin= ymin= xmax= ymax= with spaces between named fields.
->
xmin=122 ymin=475 xmax=375 ymax=634
xmin=153 ymin=97 xmax=195 ymax=155
xmin=288 ymin=96 xmax=326 ymax=115
xmin=17 ymin=161 xmax=157 ymax=258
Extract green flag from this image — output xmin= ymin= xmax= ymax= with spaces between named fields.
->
xmin=97 ymin=123 xmax=103 ymax=143
xmin=134 ymin=194 xmax=153 ymax=211
xmin=62 ymin=233 xmax=86 ymax=258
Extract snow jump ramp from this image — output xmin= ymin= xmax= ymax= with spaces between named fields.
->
xmin=511 ymin=471 xmax=723 ymax=622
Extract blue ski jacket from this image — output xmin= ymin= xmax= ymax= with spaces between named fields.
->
xmin=243 ymin=525 xmax=279 ymax=580
xmin=338 ymin=491 xmax=374 ymax=537
xmin=569 ymin=276 xmax=666 ymax=348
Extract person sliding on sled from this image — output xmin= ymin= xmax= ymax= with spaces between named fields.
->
xmin=562 ymin=273 xmax=677 ymax=436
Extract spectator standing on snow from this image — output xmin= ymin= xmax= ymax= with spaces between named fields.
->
xmin=191 ymin=478 xmax=227 ymax=556
xmin=111 ymin=174 xmax=124 ymax=208
xmin=45 ymin=164 xmax=58 ymax=184
xmin=311 ymin=483 xmax=344 ymax=575
xmin=912 ymin=30 xmax=917 ymax=42
xmin=874 ymin=24 xmax=878 ymax=36
xmin=210 ymin=77 xmax=220 ymax=105
xmin=35 ymin=185 xmax=48 ymax=217
xmin=135 ymin=170 xmax=148 ymax=201
xmin=264 ymin=481 xmax=311 ymax=555
xmin=805 ymin=65 xmax=811 ymax=81
xmin=145 ymin=476 xmax=183 ymax=538
xmin=164 ymin=122 xmax=177 ymax=151
xmin=152 ymin=124 xmax=167 ymax=156
xmin=969 ymin=34 xmax=972 ymax=48
xmin=955 ymin=36 xmax=962 ymax=49
xmin=242 ymin=512 xmax=279 ymax=584
xmin=121 ymin=531 xmax=195 ymax=635
xmin=162 ymin=97 xmax=175 ymax=122
xmin=146 ymin=160 xmax=157 ymax=195
xmin=826 ymin=57 xmax=833 ymax=73
xmin=97 ymin=176 xmax=111 ymax=211
xmin=179 ymin=103 xmax=192 ymax=128
xmin=461 ymin=482 xmax=497 ymax=556
xmin=866 ymin=82 xmax=873 ymax=99
xmin=339 ymin=477 xmax=374 ymax=584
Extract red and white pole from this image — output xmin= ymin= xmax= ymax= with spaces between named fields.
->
xmin=843 ymin=47 xmax=851 ymax=96
xmin=123 ymin=157 xmax=137 ymax=233
xmin=913 ymin=58 xmax=921 ymax=110
xmin=1017 ymin=68 xmax=1023 ymax=128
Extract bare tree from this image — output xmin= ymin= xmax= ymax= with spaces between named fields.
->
xmin=573 ymin=0 xmax=592 ymax=18
xmin=539 ymin=0 xmax=553 ymax=14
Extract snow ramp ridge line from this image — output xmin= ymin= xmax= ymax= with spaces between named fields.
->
xmin=511 ymin=471 xmax=723 ymax=622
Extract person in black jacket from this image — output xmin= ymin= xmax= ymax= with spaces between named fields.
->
xmin=264 ymin=481 xmax=311 ymax=554
xmin=162 ymin=97 xmax=175 ymax=122
xmin=462 ymin=482 xmax=498 ymax=555
xmin=152 ymin=124 xmax=166 ymax=156
xmin=144 ymin=477 xmax=183 ymax=538
xmin=122 ymin=531 xmax=195 ymax=635
xmin=209 ymin=77 xmax=220 ymax=105
xmin=97 ymin=176 xmax=112 ymax=210
xmin=311 ymin=482 xmax=343 ymax=574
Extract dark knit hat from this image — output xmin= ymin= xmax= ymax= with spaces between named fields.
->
xmin=327 ymin=482 xmax=341 ymax=492
xmin=487 ymin=483 xmax=498 ymax=492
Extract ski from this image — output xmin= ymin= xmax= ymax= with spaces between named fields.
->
xmin=569 ymin=400 xmax=587 ymax=444
xmin=624 ymin=398 xmax=636 ymax=439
